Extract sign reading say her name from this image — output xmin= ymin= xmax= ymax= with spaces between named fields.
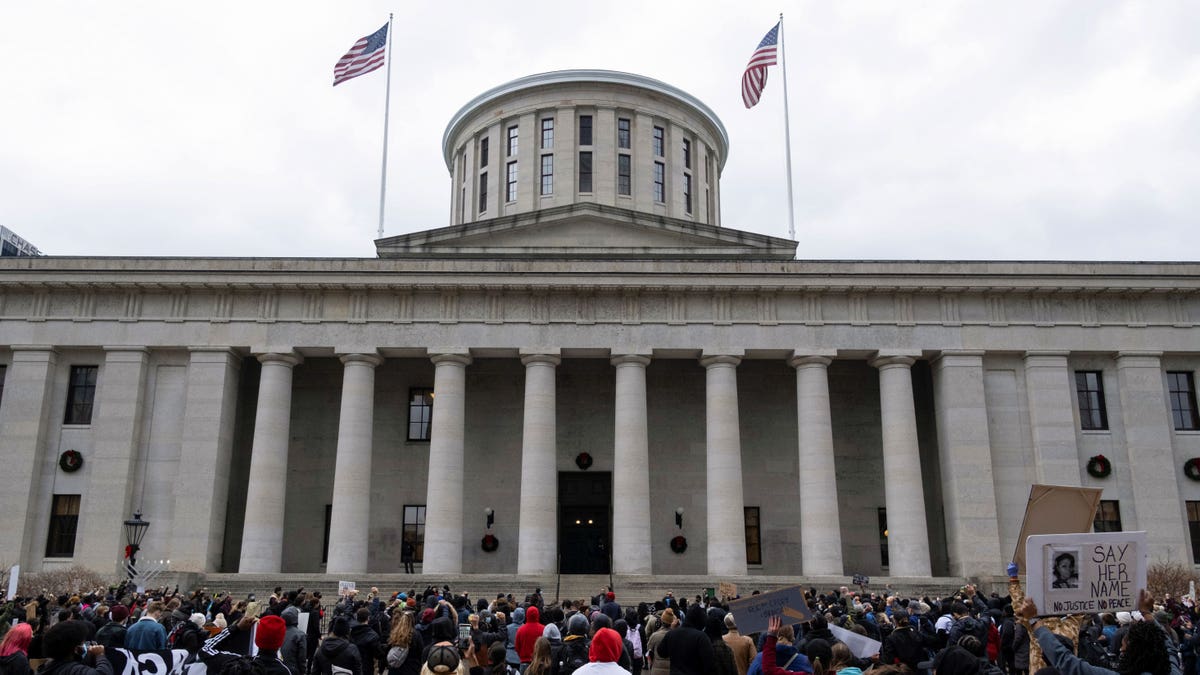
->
xmin=1025 ymin=531 xmax=1147 ymax=617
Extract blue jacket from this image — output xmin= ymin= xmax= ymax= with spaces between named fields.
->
xmin=124 ymin=617 xmax=167 ymax=650
xmin=747 ymin=643 xmax=811 ymax=675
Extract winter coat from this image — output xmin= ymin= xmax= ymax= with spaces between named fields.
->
xmin=350 ymin=623 xmax=383 ymax=675
xmin=879 ymin=626 xmax=934 ymax=672
xmin=747 ymin=644 xmax=809 ymax=675
xmin=656 ymin=625 xmax=714 ymax=675
xmin=385 ymin=630 xmax=424 ymax=675
xmin=722 ymin=631 xmax=756 ymax=675
xmin=515 ymin=607 xmax=544 ymax=664
xmin=1034 ymin=624 xmax=1182 ymax=675
xmin=0 ymin=653 xmax=32 ymax=675
xmin=200 ymin=625 xmax=293 ymax=675
xmin=506 ymin=609 xmax=525 ymax=667
xmin=280 ymin=607 xmax=308 ymax=675
xmin=125 ymin=617 xmax=167 ymax=651
xmin=34 ymin=657 xmax=112 ymax=675
xmin=313 ymin=637 xmax=363 ymax=675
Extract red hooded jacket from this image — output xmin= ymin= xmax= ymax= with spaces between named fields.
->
xmin=590 ymin=627 xmax=623 ymax=663
xmin=515 ymin=606 xmax=543 ymax=663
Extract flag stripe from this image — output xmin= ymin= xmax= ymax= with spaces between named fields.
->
xmin=741 ymin=22 xmax=779 ymax=108
xmin=332 ymin=23 xmax=388 ymax=87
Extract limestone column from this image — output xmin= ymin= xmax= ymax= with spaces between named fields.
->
xmin=326 ymin=352 xmax=384 ymax=574
xmin=422 ymin=352 xmax=472 ymax=575
xmin=612 ymin=354 xmax=652 ymax=575
xmin=1116 ymin=352 xmax=1189 ymax=561
xmin=238 ymin=352 xmax=302 ymax=573
xmin=517 ymin=353 xmax=560 ymax=575
xmin=77 ymin=348 xmax=150 ymax=572
xmin=932 ymin=351 xmax=1003 ymax=576
xmin=870 ymin=355 xmax=932 ymax=577
xmin=789 ymin=354 xmax=844 ymax=576
xmin=0 ymin=347 xmax=57 ymax=567
xmin=1024 ymin=351 xmax=1081 ymax=485
xmin=701 ymin=355 xmax=747 ymax=577
xmin=171 ymin=348 xmax=241 ymax=572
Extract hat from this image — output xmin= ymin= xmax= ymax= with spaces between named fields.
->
xmin=543 ymin=623 xmax=561 ymax=641
xmin=606 ymin=592 xmax=615 ymax=601
xmin=109 ymin=605 xmax=129 ymax=622
xmin=399 ymin=593 xmax=408 ymax=600
xmin=255 ymin=615 xmax=287 ymax=651
xmin=1116 ymin=611 xmax=1133 ymax=625
xmin=426 ymin=644 xmax=461 ymax=674
xmin=215 ymin=614 xmax=228 ymax=629
xmin=191 ymin=613 xmax=206 ymax=629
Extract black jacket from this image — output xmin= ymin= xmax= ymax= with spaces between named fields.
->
xmin=0 ymin=653 xmax=32 ymax=675
xmin=35 ymin=656 xmax=112 ymax=675
xmin=656 ymin=627 xmax=715 ymax=675
xmin=93 ymin=622 xmax=126 ymax=650
xmin=879 ymin=626 xmax=935 ymax=672
xmin=350 ymin=624 xmax=383 ymax=675
xmin=281 ymin=608 xmax=309 ymax=675
xmin=313 ymin=637 xmax=363 ymax=675
xmin=200 ymin=626 xmax=294 ymax=675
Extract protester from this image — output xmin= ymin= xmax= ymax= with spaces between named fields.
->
xmin=124 ymin=601 xmax=166 ymax=651
xmin=0 ymin=623 xmax=33 ymax=675
xmin=37 ymin=621 xmax=110 ymax=675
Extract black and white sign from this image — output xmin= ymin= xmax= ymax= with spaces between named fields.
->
xmin=1025 ymin=531 xmax=1146 ymax=616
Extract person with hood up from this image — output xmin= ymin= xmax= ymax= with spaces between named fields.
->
xmin=516 ymin=607 xmax=545 ymax=666
xmin=506 ymin=608 xmax=525 ymax=669
xmin=655 ymin=605 xmax=714 ymax=675
xmin=34 ymin=620 xmax=110 ymax=675
xmin=747 ymin=626 xmax=809 ymax=675
xmin=552 ymin=614 xmax=591 ymax=675
xmin=314 ymin=617 xmax=365 ymax=675
xmin=200 ymin=615 xmax=293 ymax=675
xmin=878 ymin=610 xmax=936 ymax=672
xmin=280 ymin=606 xmax=308 ymax=675
xmin=0 ymin=623 xmax=33 ymax=675
xmin=571 ymin=628 xmax=626 ymax=675
xmin=93 ymin=606 xmax=128 ymax=649
xmin=352 ymin=608 xmax=384 ymax=675
xmin=703 ymin=611 xmax=737 ymax=675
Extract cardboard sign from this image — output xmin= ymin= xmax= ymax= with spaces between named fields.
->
xmin=1025 ymin=531 xmax=1146 ymax=616
xmin=719 ymin=582 xmax=738 ymax=599
xmin=828 ymin=624 xmax=882 ymax=659
xmin=338 ymin=580 xmax=356 ymax=597
xmin=298 ymin=612 xmax=310 ymax=635
xmin=726 ymin=585 xmax=812 ymax=635
xmin=6 ymin=565 xmax=18 ymax=601
xmin=852 ymin=574 xmax=869 ymax=587
xmin=1012 ymin=484 xmax=1103 ymax=569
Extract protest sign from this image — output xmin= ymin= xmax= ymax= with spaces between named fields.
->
xmin=719 ymin=582 xmax=738 ymax=599
xmin=1012 ymin=484 xmax=1103 ymax=569
xmin=7 ymin=565 xmax=18 ymax=600
xmin=852 ymin=574 xmax=869 ymax=587
xmin=828 ymin=624 xmax=881 ymax=659
xmin=104 ymin=648 xmax=198 ymax=675
xmin=298 ymin=612 xmax=310 ymax=635
xmin=726 ymin=585 xmax=812 ymax=635
xmin=338 ymin=580 xmax=356 ymax=597
xmin=1025 ymin=530 xmax=1146 ymax=616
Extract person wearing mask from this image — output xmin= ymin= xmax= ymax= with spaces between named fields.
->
xmin=36 ymin=620 xmax=111 ymax=675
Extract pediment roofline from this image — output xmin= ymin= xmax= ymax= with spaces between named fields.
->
xmin=374 ymin=202 xmax=798 ymax=260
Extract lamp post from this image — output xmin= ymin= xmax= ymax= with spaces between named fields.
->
xmin=123 ymin=511 xmax=149 ymax=579
xmin=675 ymin=507 xmax=684 ymax=529
xmin=484 ymin=507 xmax=494 ymax=530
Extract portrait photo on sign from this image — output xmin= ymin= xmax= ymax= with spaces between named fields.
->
xmin=1048 ymin=547 xmax=1081 ymax=590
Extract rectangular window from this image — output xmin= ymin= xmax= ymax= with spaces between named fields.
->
xmin=579 ymin=152 xmax=593 ymax=192
xmin=683 ymin=138 xmax=691 ymax=169
xmin=541 ymin=118 xmax=554 ymax=149
xmin=0 ymin=364 xmax=6 ymax=409
xmin=1075 ymin=371 xmax=1108 ymax=430
xmin=506 ymin=161 xmax=518 ymax=202
xmin=478 ymin=173 xmax=488 ymax=213
xmin=64 ymin=365 xmax=98 ymax=425
xmin=652 ymin=126 xmax=664 ymax=157
xmin=653 ymin=162 xmax=665 ymax=203
xmin=744 ymin=507 xmax=761 ymax=565
xmin=617 ymin=118 xmax=631 ymax=149
xmin=1169 ymin=372 xmax=1200 ymax=430
xmin=878 ymin=507 xmax=889 ymax=568
xmin=45 ymin=494 xmax=80 ymax=558
xmin=408 ymin=388 xmax=433 ymax=441
xmin=507 ymin=125 xmax=518 ymax=157
xmin=540 ymin=154 xmax=554 ymax=196
xmin=579 ymin=115 xmax=593 ymax=146
xmin=479 ymin=137 xmax=489 ymax=168
xmin=618 ymin=155 xmax=631 ymax=196
xmin=683 ymin=174 xmax=692 ymax=213
xmin=1093 ymin=500 xmax=1122 ymax=532
xmin=404 ymin=505 xmax=427 ymax=563
xmin=1187 ymin=501 xmax=1200 ymax=564
xmin=322 ymin=504 xmax=332 ymax=563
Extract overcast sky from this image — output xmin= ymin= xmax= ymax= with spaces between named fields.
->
xmin=2 ymin=2 xmax=1197 ymax=261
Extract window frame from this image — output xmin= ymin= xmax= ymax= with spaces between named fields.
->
xmin=617 ymin=118 xmax=631 ymax=149
xmin=1074 ymin=370 xmax=1109 ymax=431
xmin=478 ymin=172 xmax=488 ymax=214
xmin=617 ymin=154 xmax=632 ymax=196
xmin=652 ymin=126 xmax=665 ymax=157
xmin=1187 ymin=501 xmax=1200 ymax=564
xmin=479 ymin=137 xmax=489 ymax=168
xmin=506 ymin=125 xmax=518 ymax=158
xmin=407 ymin=387 xmax=434 ymax=442
xmin=653 ymin=162 xmax=665 ymax=203
xmin=683 ymin=173 xmax=692 ymax=214
xmin=1093 ymin=500 xmax=1122 ymax=533
xmin=541 ymin=118 xmax=554 ymax=149
xmin=1168 ymin=372 xmax=1200 ymax=431
xmin=878 ymin=507 xmax=889 ymax=568
xmin=45 ymin=494 xmax=81 ymax=558
xmin=744 ymin=506 xmax=762 ymax=565
xmin=540 ymin=154 xmax=553 ymax=196
xmin=64 ymin=365 xmax=98 ymax=425
xmin=578 ymin=115 xmax=593 ymax=146
xmin=0 ymin=364 xmax=6 ymax=410
xmin=506 ymin=161 xmax=518 ymax=203
xmin=683 ymin=138 xmax=691 ymax=169
xmin=403 ymin=504 xmax=427 ymax=563
xmin=579 ymin=151 xmax=593 ymax=193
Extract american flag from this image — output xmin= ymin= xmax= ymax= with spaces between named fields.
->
xmin=333 ymin=24 xmax=388 ymax=87
xmin=741 ymin=22 xmax=779 ymax=108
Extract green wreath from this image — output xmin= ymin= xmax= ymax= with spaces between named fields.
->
xmin=1086 ymin=454 xmax=1111 ymax=479
xmin=1184 ymin=458 xmax=1200 ymax=482
xmin=59 ymin=450 xmax=83 ymax=473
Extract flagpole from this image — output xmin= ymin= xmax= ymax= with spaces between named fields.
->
xmin=778 ymin=12 xmax=797 ymax=244
xmin=374 ymin=13 xmax=393 ymax=240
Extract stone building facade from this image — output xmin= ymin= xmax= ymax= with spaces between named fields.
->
xmin=1 ymin=71 xmax=1199 ymax=581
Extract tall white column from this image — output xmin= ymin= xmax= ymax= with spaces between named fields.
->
xmin=171 ymin=348 xmax=241 ymax=572
xmin=517 ymin=353 xmax=560 ymax=575
xmin=239 ymin=352 xmax=301 ymax=573
xmin=327 ymin=352 xmax=384 ymax=574
xmin=870 ymin=355 xmax=932 ymax=577
xmin=423 ymin=352 xmax=472 ymax=575
xmin=1116 ymin=352 xmax=1189 ymax=561
xmin=612 ymin=354 xmax=652 ymax=575
xmin=701 ymin=355 xmax=747 ymax=577
xmin=1024 ymin=351 xmax=1082 ymax=485
xmin=932 ymin=351 xmax=1003 ymax=576
xmin=78 ymin=347 xmax=149 ymax=572
xmin=790 ymin=354 xmax=844 ymax=576
xmin=0 ymin=347 xmax=56 ymax=567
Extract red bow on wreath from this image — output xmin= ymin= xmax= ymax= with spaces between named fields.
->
xmin=124 ymin=545 xmax=132 ymax=559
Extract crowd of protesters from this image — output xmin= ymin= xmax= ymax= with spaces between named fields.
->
xmin=0 ymin=564 xmax=1195 ymax=675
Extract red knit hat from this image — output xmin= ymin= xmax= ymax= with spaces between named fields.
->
xmin=255 ymin=615 xmax=286 ymax=651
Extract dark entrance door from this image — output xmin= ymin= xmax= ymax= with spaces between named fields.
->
xmin=558 ymin=471 xmax=611 ymax=574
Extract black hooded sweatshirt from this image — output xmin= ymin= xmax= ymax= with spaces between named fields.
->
xmin=313 ymin=637 xmax=364 ymax=675
xmin=656 ymin=606 xmax=715 ymax=675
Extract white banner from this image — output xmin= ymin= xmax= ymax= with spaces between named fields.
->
xmin=1025 ymin=530 xmax=1147 ymax=616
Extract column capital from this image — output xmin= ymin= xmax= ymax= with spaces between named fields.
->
xmin=789 ymin=355 xmax=833 ymax=369
xmin=870 ymin=354 xmax=915 ymax=370
xmin=339 ymin=352 xmax=384 ymax=367
xmin=9 ymin=346 xmax=57 ymax=363
xmin=520 ymin=354 xmax=561 ymax=367
xmin=611 ymin=354 xmax=651 ymax=368
xmin=257 ymin=352 xmax=302 ymax=367
xmin=431 ymin=353 xmax=473 ymax=367
xmin=700 ymin=354 xmax=741 ymax=368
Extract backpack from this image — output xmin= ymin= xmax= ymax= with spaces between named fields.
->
xmin=387 ymin=646 xmax=410 ymax=669
xmin=556 ymin=640 xmax=589 ymax=675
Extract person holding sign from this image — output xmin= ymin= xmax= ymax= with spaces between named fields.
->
xmin=1016 ymin=591 xmax=1180 ymax=675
